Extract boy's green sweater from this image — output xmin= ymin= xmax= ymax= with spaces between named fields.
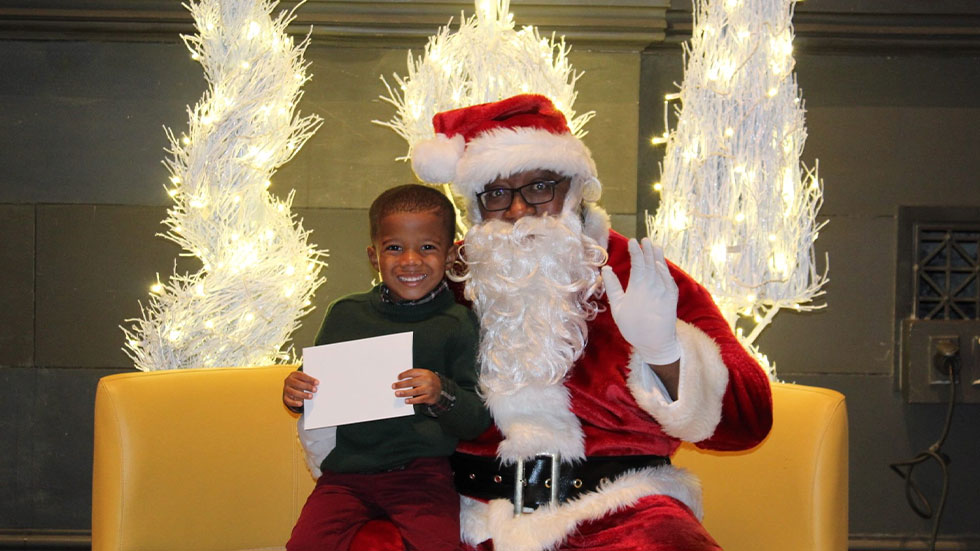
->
xmin=314 ymin=284 xmax=490 ymax=473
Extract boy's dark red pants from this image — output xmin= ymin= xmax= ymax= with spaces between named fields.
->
xmin=287 ymin=456 xmax=460 ymax=551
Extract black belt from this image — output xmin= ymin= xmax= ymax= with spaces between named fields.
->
xmin=451 ymin=452 xmax=670 ymax=514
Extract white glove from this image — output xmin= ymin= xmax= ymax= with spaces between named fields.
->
xmin=600 ymin=237 xmax=681 ymax=365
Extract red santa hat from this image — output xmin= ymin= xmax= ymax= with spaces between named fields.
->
xmin=410 ymin=94 xmax=601 ymax=222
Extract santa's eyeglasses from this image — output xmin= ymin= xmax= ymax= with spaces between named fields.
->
xmin=476 ymin=180 xmax=564 ymax=211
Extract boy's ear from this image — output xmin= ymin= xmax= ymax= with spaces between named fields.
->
xmin=445 ymin=243 xmax=460 ymax=270
xmin=366 ymin=245 xmax=380 ymax=272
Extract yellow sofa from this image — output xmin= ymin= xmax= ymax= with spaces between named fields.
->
xmin=92 ymin=365 xmax=847 ymax=551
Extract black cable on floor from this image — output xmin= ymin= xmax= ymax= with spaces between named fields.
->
xmin=889 ymin=355 xmax=958 ymax=551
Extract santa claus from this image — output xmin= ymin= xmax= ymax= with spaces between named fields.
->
xmin=407 ymin=93 xmax=773 ymax=551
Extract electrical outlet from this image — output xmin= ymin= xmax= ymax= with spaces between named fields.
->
xmin=900 ymin=319 xmax=980 ymax=403
xmin=928 ymin=335 xmax=959 ymax=385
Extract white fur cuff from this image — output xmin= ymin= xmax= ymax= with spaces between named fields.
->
xmin=627 ymin=321 xmax=729 ymax=442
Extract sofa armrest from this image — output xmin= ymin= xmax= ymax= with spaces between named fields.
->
xmin=92 ymin=366 xmax=314 ymax=551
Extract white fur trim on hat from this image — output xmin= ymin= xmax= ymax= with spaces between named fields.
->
xmin=452 ymin=127 xmax=598 ymax=199
xmin=411 ymin=133 xmax=465 ymax=184
xmin=626 ymin=321 xmax=729 ymax=442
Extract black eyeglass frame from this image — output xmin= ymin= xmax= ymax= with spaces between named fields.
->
xmin=475 ymin=180 xmax=566 ymax=212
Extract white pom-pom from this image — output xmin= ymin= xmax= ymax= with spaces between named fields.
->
xmin=581 ymin=176 xmax=602 ymax=202
xmin=411 ymin=133 xmax=464 ymax=184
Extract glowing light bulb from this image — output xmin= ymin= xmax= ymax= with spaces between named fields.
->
xmin=652 ymin=182 xmax=663 ymax=192
xmin=205 ymin=320 xmax=215 ymax=329
xmin=710 ymin=243 xmax=727 ymax=264
xmin=195 ymin=283 xmax=205 ymax=297
xmin=735 ymin=212 xmax=745 ymax=223
xmin=724 ymin=127 xmax=734 ymax=137
xmin=150 ymin=283 xmax=164 ymax=294
xmin=247 ymin=21 xmax=261 ymax=39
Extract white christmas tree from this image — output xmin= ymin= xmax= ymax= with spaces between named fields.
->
xmin=122 ymin=0 xmax=326 ymax=371
xmin=645 ymin=0 xmax=827 ymax=375
xmin=376 ymin=0 xmax=592 ymax=231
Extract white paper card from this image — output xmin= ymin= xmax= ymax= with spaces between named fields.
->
xmin=301 ymin=331 xmax=414 ymax=430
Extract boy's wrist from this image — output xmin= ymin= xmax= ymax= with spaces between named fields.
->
xmin=423 ymin=374 xmax=457 ymax=417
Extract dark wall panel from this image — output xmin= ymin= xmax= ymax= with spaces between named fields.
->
xmin=0 ymin=204 xmax=34 ymax=367
xmin=0 ymin=41 xmax=202 ymax=206
xmin=756 ymin=214 xmax=894 ymax=377
xmin=35 ymin=205 xmax=188 ymax=368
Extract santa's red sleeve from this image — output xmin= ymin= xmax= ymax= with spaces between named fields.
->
xmin=605 ymin=231 xmax=773 ymax=452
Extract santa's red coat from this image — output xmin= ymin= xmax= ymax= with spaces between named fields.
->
xmin=353 ymin=229 xmax=773 ymax=551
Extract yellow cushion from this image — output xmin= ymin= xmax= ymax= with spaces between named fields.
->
xmin=92 ymin=369 xmax=847 ymax=551
xmin=673 ymin=382 xmax=849 ymax=551
xmin=92 ymin=365 xmax=310 ymax=551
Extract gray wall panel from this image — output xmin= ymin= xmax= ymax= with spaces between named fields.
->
xmin=0 ymin=40 xmax=201 ymax=205
xmin=0 ymin=205 xmax=34 ymax=367
xmin=0 ymin=367 xmax=35 ymax=529
xmin=755 ymin=214 xmax=893 ymax=376
xmin=35 ymin=205 xmax=191 ymax=368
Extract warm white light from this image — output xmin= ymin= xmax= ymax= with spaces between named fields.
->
xmin=247 ymin=21 xmax=261 ymax=39
xmin=710 ymin=243 xmax=727 ymax=264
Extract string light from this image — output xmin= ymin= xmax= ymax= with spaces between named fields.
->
xmin=122 ymin=0 xmax=327 ymax=372
xmin=646 ymin=0 xmax=828 ymax=379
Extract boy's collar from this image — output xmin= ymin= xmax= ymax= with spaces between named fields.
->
xmin=379 ymin=280 xmax=449 ymax=306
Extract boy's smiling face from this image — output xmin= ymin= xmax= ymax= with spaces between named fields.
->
xmin=367 ymin=210 xmax=456 ymax=302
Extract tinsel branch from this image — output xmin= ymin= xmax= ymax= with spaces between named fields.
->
xmin=122 ymin=0 xmax=326 ymax=371
xmin=375 ymin=0 xmax=593 ymax=231
xmin=645 ymin=0 xmax=828 ymax=376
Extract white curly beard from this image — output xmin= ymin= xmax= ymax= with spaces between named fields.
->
xmin=455 ymin=211 xmax=607 ymax=397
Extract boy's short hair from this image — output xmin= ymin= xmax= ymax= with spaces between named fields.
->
xmin=369 ymin=184 xmax=457 ymax=242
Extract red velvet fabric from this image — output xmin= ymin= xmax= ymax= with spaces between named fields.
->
xmin=351 ymin=520 xmax=406 ymax=551
xmin=432 ymin=94 xmax=569 ymax=142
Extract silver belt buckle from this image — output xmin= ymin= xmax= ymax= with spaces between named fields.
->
xmin=513 ymin=452 xmax=561 ymax=516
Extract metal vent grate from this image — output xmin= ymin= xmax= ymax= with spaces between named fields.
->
xmin=914 ymin=225 xmax=980 ymax=320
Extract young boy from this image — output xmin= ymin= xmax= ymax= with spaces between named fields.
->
xmin=282 ymin=184 xmax=489 ymax=551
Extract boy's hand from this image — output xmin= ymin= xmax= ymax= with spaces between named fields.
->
xmin=392 ymin=369 xmax=442 ymax=405
xmin=283 ymin=371 xmax=319 ymax=409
